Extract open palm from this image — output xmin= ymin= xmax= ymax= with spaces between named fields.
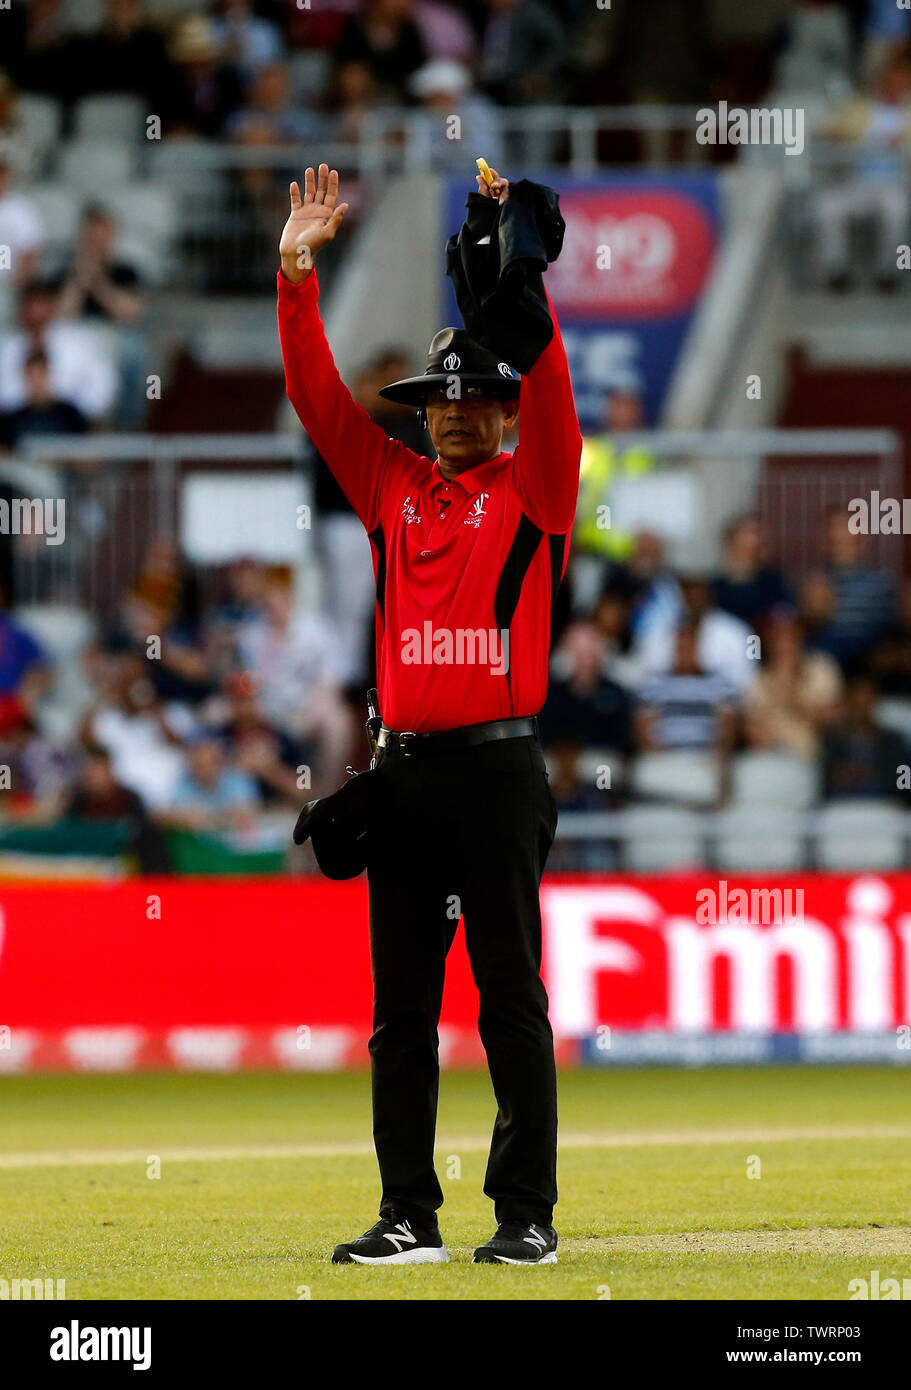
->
xmin=279 ymin=164 xmax=349 ymax=283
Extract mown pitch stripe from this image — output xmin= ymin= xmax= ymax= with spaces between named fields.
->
xmin=2 ymin=1125 xmax=911 ymax=1169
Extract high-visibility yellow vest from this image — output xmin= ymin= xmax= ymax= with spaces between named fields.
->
xmin=575 ymin=436 xmax=655 ymax=559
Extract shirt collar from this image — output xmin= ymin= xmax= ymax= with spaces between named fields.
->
xmin=430 ymin=452 xmax=508 ymax=493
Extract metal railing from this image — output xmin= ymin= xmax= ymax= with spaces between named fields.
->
xmin=12 ymin=434 xmax=309 ymax=614
xmin=740 ymin=139 xmax=911 ymax=290
xmin=32 ymin=106 xmax=717 ymax=291
xmin=576 ymin=427 xmax=903 ymax=579
xmin=358 ymin=104 xmax=710 ymax=177
xmin=12 ymin=424 xmax=903 ymax=608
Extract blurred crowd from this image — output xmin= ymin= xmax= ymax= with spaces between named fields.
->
xmin=1 ymin=362 xmax=908 ymax=871
xmin=2 ymin=0 xmax=911 ymax=421
xmin=2 ymin=0 xmax=910 ymax=170
xmin=2 ymin=0 xmax=911 ymax=871
xmin=1 ymin=0 xmax=909 ymax=143
xmin=545 ymin=508 xmax=909 ymax=809
xmin=0 ymin=196 xmax=147 ymax=434
xmin=0 ymin=540 xmax=356 ymax=870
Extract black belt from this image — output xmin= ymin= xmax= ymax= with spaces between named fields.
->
xmin=377 ymin=715 xmax=538 ymax=757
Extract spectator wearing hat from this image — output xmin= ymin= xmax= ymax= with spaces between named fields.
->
xmin=163 ymin=15 xmax=243 ymax=136
xmin=409 ymin=60 xmax=504 ymax=169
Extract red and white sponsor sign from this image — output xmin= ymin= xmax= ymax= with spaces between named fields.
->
xmin=0 ymin=875 xmax=909 ymax=1070
xmin=545 ymin=189 xmax=717 ymax=320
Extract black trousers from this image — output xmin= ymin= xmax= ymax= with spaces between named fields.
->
xmin=366 ymin=733 xmax=559 ymax=1228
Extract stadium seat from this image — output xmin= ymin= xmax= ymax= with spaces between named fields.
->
xmin=630 ymin=750 xmax=721 ymax=808
xmin=16 ymin=94 xmax=63 ymax=172
xmin=59 ymin=140 xmax=135 ymax=194
xmin=713 ymin=808 xmax=807 ymax=872
xmin=816 ymin=801 xmax=909 ymax=872
xmin=101 ymin=182 xmax=178 ymax=283
xmin=618 ymin=806 xmax=706 ymax=873
xmin=147 ymin=139 xmax=228 ymax=200
xmin=27 ymin=184 xmax=82 ymax=260
xmin=73 ymin=93 xmax=146 ymax=143
xmin=730 ymin=750 xmax=819 ymax=809
xmin=875 ymin=699 xmax=911 ymax=744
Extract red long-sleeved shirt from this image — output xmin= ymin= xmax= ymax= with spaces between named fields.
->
xmin=278 ymin=269 xmax=582 ymax=734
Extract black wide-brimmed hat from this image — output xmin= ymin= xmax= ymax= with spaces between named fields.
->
xmin=378 ymin=328 xmax=521 ymax=407
xmin=292 ymin=770 xmax=377 ymax=880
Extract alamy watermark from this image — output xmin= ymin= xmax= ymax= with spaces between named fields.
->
xmin=0 ymin=497 xmax=65 ymax=545
xmin=1 ymin=1276 xmax=66 ymax=1299
xmin=400 ymin=623 xmax=509 ymax=676
xmin=696 ymin=881 xmax=805 ymax=925
xmin=696 ymin=101 xmax=804 ymax=157
xmin=848 ymin=1270 xmax=911 ymax=1299
xmin=848 ymin=493 xmax=911 ymax=535
xmin=50 ymin=1321 xmax=151 ymax=1369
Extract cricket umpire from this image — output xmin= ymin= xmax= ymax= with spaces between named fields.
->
xmin=278 ymin=163 xmax=581 ymax=1265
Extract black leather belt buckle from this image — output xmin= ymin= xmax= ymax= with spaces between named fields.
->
xmin=378 ymin=726 xmax=416 ymax=756
xmin=380 ymin=716 xmax=536 ymax=757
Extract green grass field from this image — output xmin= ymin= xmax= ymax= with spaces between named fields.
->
xmin=2 ymin=1067 xmax=910 ymax=1300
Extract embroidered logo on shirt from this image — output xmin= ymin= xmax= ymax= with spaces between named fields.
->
xmin=464 ymin=492 xmax=490 ymax=528
xmin=401 ymin=495 xmax=422 ymax=525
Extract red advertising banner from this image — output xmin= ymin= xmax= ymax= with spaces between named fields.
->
xmin=1 ymin=874 xmax=910 ymax=1070
xmin=443 ymin=173 xmax=721 ymax=428
xmin=545 ymin=187 xmax=717 ymax=320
